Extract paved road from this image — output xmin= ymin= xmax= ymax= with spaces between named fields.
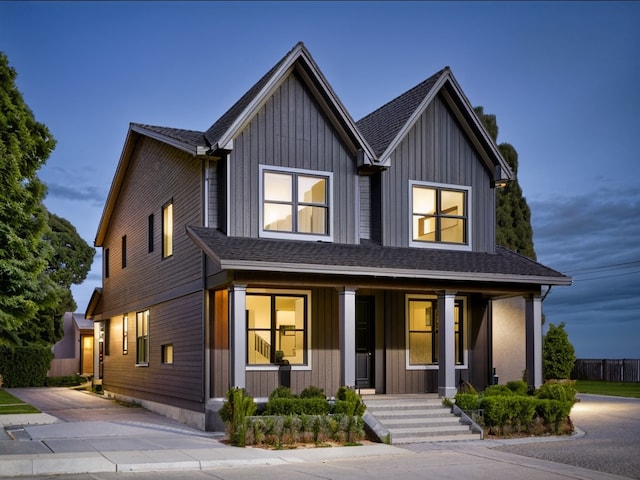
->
xmin=491 ymin=394 xmax=640 ymax=479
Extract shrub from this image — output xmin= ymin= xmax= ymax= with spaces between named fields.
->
xmin=265 ymin=397 xmax=330 ymax=415
xmin=536 ymin=380 xmax=577 ymax=405
xmin=219 ymin=387 xmax=257 ymax=447
xmin=506 ymin=380 xmax=528 ymax=396
xmin=300 ymin=385 xmax=325 ymax=398
xmin=454 ymin=393 xmax=480 ymax=412
xmin=483 ymin=384 xmax=513 ymax=396
xmin=0 ymin=345 xmax=54 ymax=387
xmin=268 ymin=386 xmax=294 ymax=400
xmin=543 ymin=322 xmax=576 ymax=380
xmin=333 ymin=386 xmax=365 ymax=416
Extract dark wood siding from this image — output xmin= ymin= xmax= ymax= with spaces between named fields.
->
xmin=227 ymin=72 xmax=358 ymax=243
xmin=101 ymin=137 xmax=203 ymax=316
xmin=100 ymin=136 xmax=205 ymax=411
xmin=103 ymin=291 xmax=204 ymax=411
xmin=381 ymin=95 xmax=496 ymax=252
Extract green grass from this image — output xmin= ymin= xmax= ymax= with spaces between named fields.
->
xmin=575 ymin=380 xmax=640 ymax=398
xmin=0 ymin=389 xmax=41 ymax=414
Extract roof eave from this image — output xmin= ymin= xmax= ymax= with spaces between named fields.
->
xmin=215 ymin=259 xmax=572 ymax=286
xmin=130 ymin=124 xmax=205 ymax=156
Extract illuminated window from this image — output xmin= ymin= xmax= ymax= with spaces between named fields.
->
xmin=406 ymin=297 xmax=464 ymax=366
xmin=412 ymin=183 xmax=468 ymax=245
xmin=162 ymin=344 xmax=174 ymax=365
xmin=162 ymin=202 xmax=173 ymax=258
xmin=123 ymin=315 xmax=128 ymax=355
xmin=136 ymin=310 xmax=149 ymax=365
xmin=261 ymin=166 xmax=331 ymax=240
xmin=246 ymin=292 xmax=309 ymax=365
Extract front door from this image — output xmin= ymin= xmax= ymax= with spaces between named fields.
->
xmin=355 ymin=296 xmax=375 ymax=389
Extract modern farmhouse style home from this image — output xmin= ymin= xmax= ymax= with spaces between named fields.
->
xmin=86 ymin=42 xmax=571 ymax=430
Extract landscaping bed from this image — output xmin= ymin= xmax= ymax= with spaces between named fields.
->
xmin=220 ymin=386 xmax=366 ymax=449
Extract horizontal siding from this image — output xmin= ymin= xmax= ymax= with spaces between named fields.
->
xmin=103 ymin=291 xmax=204 ymax=411
xmin=101 ymin=137 xmax=203 ymax=317
xmin=382 ymin=95 xmax=495 ymax=252
xmin=228 ymin=72 xmax=358 ymax=243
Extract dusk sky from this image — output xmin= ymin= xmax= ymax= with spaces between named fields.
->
xmin=1 ymin=1 xmax=638 ymax=359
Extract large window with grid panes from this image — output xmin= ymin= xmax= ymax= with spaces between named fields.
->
xmin=260 ymin=166 xmax=332 ymax=242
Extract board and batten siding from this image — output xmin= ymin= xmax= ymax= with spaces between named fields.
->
xmin=226 ymin=71 xmax=359 ymax=244
xmin=381 ymin=95 xmax=496 ymax=252
xmin=101 ymin=136 xmax=204 ymax=317
xmin=103 ymin=291 xmax=204 ymax=411
xmin=245 ymin=287 xmax=341 ymax=398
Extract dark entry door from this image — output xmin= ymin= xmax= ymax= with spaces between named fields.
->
xmin=356 ymin=296 xmax=375 ymax=389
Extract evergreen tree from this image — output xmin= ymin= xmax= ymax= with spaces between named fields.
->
xmin=543 ymin=322 xmax=576 ymax=380
xmin=475 ymin=106 xmax=536 ymax=260
xmin=0 ymin=51 xmax=56 ymax=344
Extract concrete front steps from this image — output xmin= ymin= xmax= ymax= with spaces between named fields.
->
xmin=362 ymin=394 xmax=482 ymax=444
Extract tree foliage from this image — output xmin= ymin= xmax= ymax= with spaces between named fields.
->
xmin=0 ymin=51 xmax=56 ymax=344
xmin=0 ymin=51 xmax=94 ymax=346
xmin=543 ymin=322 xmax=576 ymax=380
xmin=475 ymin=106 xmax=536 ymax=260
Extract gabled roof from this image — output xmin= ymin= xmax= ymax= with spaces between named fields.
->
xmin=204 ymin=42 xmax=377 ymax=163
xmin=187 ymin=226 xmax=571 ymax=286
xmin=356 ymin=67 xmax=514 ymax=182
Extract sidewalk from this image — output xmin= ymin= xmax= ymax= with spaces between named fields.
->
xmin=0 ymin=389 xmax=631 ymax=479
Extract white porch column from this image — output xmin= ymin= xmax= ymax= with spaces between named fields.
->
xmin=438 ymin=291 xmax=457 ymax=398
xmin=229 ymin=284 xmax=247 ymax=389
xmin=525 ymin=294 xmax=543 ymax=389
xmin=339 ymin=287 xmax=357 ymax=387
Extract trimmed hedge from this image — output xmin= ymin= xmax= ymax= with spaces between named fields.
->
xmin=0 ymin=345 xmax=54 ymax=387
xmin=454 ymin=380 xmax=577 ymax=436
xmin=222 ymin=385 xmax=366 ymax=447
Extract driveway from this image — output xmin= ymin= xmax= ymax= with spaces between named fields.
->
xmin=493 ymin=394 xmax=640 ymax=479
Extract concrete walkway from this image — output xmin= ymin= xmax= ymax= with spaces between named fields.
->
xmin=0 ymin=387 xmax=631 ymax=479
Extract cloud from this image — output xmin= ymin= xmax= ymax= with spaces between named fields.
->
xmin=45 ymin=182 xmax=107 ymax=207
xmin=530 ymin=185 xmax=640 ymax=357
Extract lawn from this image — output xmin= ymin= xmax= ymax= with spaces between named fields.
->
xmin=575 ymin=380 xmax=640 ymax=398
xmin=0 ymin=389 xmax=41 ymax=414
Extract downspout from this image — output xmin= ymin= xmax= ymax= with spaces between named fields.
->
xmin=541 ymin=285 xmax=553 ymax=302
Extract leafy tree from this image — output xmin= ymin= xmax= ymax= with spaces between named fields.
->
xmin=17 ymin=213 xmax=95 ymax=344
xmin=543 ymin=322 xmax=576 ymax=380
xmin=0 ymin=51 xmax=94 ymax=346
xmin=0 ymin=51 xmax=56 ymax=345
xmin=475 ymin=106 xmax=536 ymax=260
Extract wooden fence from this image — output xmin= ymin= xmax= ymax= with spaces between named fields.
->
xmin=572 ymin=359 xmax=640 ymax=382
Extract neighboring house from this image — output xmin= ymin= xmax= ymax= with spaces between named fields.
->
xmin=48 ymin=312 xmax=94 ymax=377
xmin=85 ymin=42 xmax=571 ymax=430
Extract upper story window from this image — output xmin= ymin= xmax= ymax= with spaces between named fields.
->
xmin=411 ymin=181 xmax=470 ymax=250
xmin=162 ymin=201 xmax=173 ymax=258
xmin=260 ymin=166 xmax=333 ymax=242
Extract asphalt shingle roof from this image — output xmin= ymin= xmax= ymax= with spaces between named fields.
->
xmin=356 ymin=67 xmax=448 ymax=157
xmin=132 ymin=124 xmax=208 ymax=148
xmin=187 ymin=226 xmax=569 ymax=285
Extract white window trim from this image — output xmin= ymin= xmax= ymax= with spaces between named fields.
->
xmin=245 ymin=288 xmax=312 ymax=372
xmin=404 ymin=294 xmax=468 ymax=370
xmin=409 ymin=180 xmax=472 ymax=251
xmin=259 ymin=165 xmax=334 ymax=242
